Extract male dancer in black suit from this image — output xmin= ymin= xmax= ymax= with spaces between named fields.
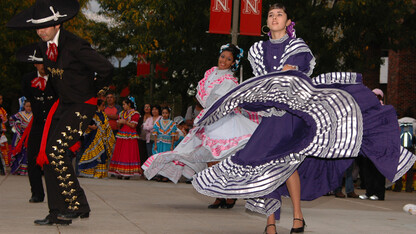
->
xmin=8 ymin=0 xmax=113 ymax=225
xmin=16 ymin=44 xmax=56 ymax=205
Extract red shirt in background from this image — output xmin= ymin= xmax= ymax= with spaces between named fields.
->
xmin=105 ymin=106 xmax=119 ymax=131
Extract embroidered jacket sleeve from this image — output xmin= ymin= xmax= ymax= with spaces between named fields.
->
xmin=248 ymin=41 xmax=266 ymax=77
xmin=205 ymin=76 xmax=238 ymax=108
xmin=277 ymin=38 xmax=315 ymax=76
xmin=196 ymin=67 xmax=216 ymax=108
xmin=197 ymin=67 xmax=238 ymax=108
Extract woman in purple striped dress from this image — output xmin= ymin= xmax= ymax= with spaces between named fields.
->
xmin=192 ymin=3 xmax=416 ymax=234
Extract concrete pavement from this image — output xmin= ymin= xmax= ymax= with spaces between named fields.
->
xmin=0 ymin=174 xmax=415 ymax=234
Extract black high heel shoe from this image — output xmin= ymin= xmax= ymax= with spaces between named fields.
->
xmin=290 ymin=218 xmax=306 ymax=233
xmin=208 ymin=198 xmax=225 ymax=209
xmin=221 ymin=199 xmax=237 ymax=209
xmin=263 ymin=224 xmax=277 ymax=234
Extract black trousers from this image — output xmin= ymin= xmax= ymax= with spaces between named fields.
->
xmin=138 ymin=139 xmax=148 ymax=165
xmin=27 ymin=123 xmax=45 ymax=199
xmin=43 ymin=102 xmax=95 ymax=216
xmin=360 ymin=156 xmax=385 ymax=200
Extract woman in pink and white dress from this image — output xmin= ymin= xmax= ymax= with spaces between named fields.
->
xmin=143 ymin=44 xmax=258 ymax=187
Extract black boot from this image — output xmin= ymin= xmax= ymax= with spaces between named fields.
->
xmin=208 ymin=198 xmax=225 ymax=209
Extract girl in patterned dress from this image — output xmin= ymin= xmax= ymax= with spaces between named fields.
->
xmin=143 ymin=44 xmax=258 ymax=205
xmin=109 ymin=97 xmax=141 ymax=179
xmin=152 ymin=107 xmax=178 ymax=154
xmin=78 ymin=99 xmax=115 ymax=178
xmin=10 ymin=100 xmax=33 ymax=175
xmin=192 ymin=4 xmax=416 ymax=234
xmin=0 ymin=94 xmax=9 ymax=174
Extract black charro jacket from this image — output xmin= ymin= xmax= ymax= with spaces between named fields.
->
xmin=39 ymin=29 xmax=113 ymax=104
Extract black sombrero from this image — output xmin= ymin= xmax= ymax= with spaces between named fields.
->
xmin=6 ymin=0 xmax=79 ymax=29
xmin=16 ymin=43 xmax=43 ymax=64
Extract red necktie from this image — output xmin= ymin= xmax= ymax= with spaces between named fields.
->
xmin=31 ymin=77 xmax=46 ymax=91
xmin=46 ymin=42 xmax=58 ymax=62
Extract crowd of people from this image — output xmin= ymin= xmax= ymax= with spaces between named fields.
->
xmin=0 ymin=91 xmax=193 ymax=181
xmin=2 ymin=0 xmax=416 ymax=232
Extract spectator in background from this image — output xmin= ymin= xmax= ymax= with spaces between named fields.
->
xmin=9 ymin=100 xmax=33 ymax=175
xmin=152 ymin=107 xmax=178 ymax=154
xmin=0 ymin=94 xmax=9 ymax=175
xmin=109 ymin=97 xmax=141 ymax=179
xmin=358 ymin=88 xmax=387 ymax=201
xmin=15 ymin=43 xmax=57 ymax=202
xmin=394 ymin=113 xmax=416 ymax=192
xmin=184 ymin=100 xmax=202 ymax=128
xmin=104 ymin=91 xmax=122 ymax=136
xmin=97 ymin=89 xmax=106 ymax=101
xmin=78 ymin=99 xmax=115 ymax=178
xmin=138 ymin=104 xmax=151 ymax=165
xmin=152 ymin=107 xmax=178 ymax=182
xmin=142 ymin=105 xmax=161 ymax=157
xmin=173 ymin=116 xmax=188 ymax=147
xmin=372 ymin=88 xmax=384 ymax=105
xmin=333 ymin=162 xmax=359 ymax=198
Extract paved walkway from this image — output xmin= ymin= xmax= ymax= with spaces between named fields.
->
xmin=0 ymin=174 xmax=415 ymax=234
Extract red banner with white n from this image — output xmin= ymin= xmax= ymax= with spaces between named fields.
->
xmin=240 ymin=0 xmax=262 ymax=36
xmin=209 ymin=0 xmax=232 ymax=34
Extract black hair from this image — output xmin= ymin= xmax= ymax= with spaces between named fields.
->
xmin=97 ymin=99 xmax=104 ymax=107
xmin=151 ymin=104 xmax=162 ymax=116
xmin=161 ymin=106 xmax=171 ymax=114
xmin=221 ymin=44 xmax=239 ymax=63
xmin=106 ymin=90 xmax=116 ymax=96
xmin=123 ymin=98 xmax=136 ymax=109
xmin=268 ymin=3 xmax=291 ymax=20
xmin=139 ymin=103 xmax=151 ymax=116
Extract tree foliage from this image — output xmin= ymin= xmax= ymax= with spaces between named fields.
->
xmin=2 ymin=0 xmax=415 ymax=115
xmin=94 ymin=0 xmax=415 ymax=114
xmin=96 ymin=0 xmax=232 ymax=114
xmin=329 ymin=0 xmax=416 ymax=73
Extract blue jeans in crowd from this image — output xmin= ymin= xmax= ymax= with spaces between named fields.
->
xmin=335 ymin=163 xmax=354 ymax=194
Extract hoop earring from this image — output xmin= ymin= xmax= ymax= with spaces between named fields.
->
xmin=261 ymin=25 xmax=270 ymax=34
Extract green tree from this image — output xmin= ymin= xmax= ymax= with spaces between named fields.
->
xmin=96 ymin=0 xmax=232 ymax=115
xmin=95 ymin=0 xmax=415 ymax=114
xmin=330 ymin=0 xmax=416 ymax=88
xmin=0 ymin=0 xmax=37 ymax=113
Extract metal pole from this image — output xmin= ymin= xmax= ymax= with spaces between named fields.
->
xmin=231 ymin=0 xmax=240 ymax=45
xmin=240 ymin=65 xmax=243 ymax=83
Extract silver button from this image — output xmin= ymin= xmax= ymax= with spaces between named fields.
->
xmin=273 ymin=66 xmax=277 ymax=70
xmin=273 ymin=56 xmax=277 ymax=59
